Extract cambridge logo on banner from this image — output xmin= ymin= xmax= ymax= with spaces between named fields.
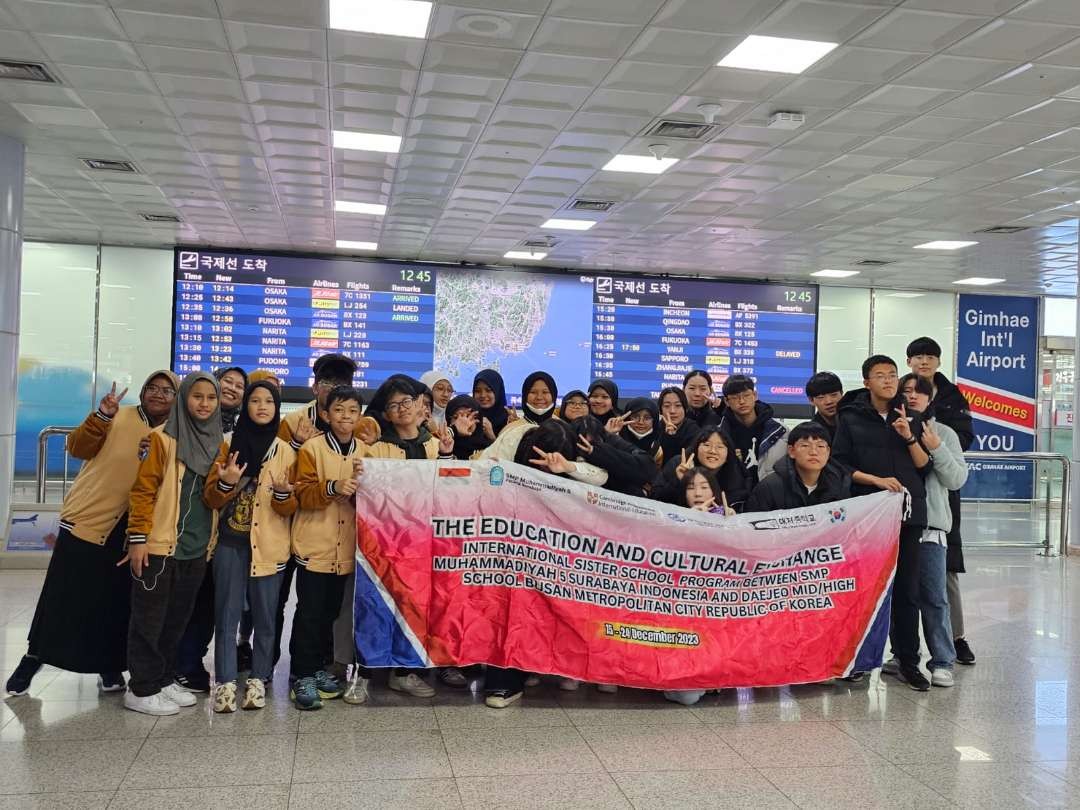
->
xmin=352 ymin=459 xmax=904 ymax=690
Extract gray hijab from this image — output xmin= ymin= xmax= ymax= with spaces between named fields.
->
xmin=165 ymin=371 xmax=224 ymax=477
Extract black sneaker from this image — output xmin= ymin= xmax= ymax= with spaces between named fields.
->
xmin=840 ymin=671 xmax=866 ymax=683
xmin=5 ymin=655 xmax=42 ymax=696
xmin=896 ymin=664 xmax=930 ymax=692
xmin=98 ymin=672 xmax=126 ymax=693
xmin=175 ymin=669 xmax=211 ymax=693
xmin=236 ymin=642 xmax=253 ymax=673
xmin=954 ymin=638 xmax=975 ymax=666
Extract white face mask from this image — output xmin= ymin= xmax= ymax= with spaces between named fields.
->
xmin=525 ymin=402 xmax=552 ymax=415
xmin=627 ymin=425 xmax=653 ymax=439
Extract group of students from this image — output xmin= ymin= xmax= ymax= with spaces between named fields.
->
xmin=4 ymin=334 xmax=976 ymax=714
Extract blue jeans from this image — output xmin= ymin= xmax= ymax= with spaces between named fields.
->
xmin=213 ymin=540 xmax=284 ymax=683
xmin=918 ymin=542 xmax=955 ymax=671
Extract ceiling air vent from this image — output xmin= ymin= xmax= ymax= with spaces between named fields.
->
xmin=853 ymin=259 xmax=895 ymax=267
xmin=0 ymin=60 xmax=57 ymax=83
xmin=139 ymin=212 xmax=182 ymax=223
xmin=975 ymin=225 xmax=1030 ymax=235
xmin=81 ymin=158 xmax=138 ymax=173
xmin=568 ymin=199 xmax=616 ymax=212
xmin=523 ymin=238 xmax=556 ymax=249
xmin=645 ymin=119 xmax=717 ymax=141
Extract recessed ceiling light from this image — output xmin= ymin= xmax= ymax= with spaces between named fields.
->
xmin=335 ymin=200 xmax=387 ymax=215
xmin=811 ymin=269 xmax=859 ymax=278
xmin=913 ymin=240 xmax=978 ymax=250
xmin=336 ymin=240 xmax=378 ymax=251
xmin=542 ymin=218 xmax=596 ymax=231
xmin=504 ymin=250 xmax=547 ymax=261
xmin=601 ymin=154 xmax=679 ymax=174
xmin=717 ymin=35 xmax=839 ymax=75
xmin=954 ymin=277 xmax=1005 ymax=286
xmin=332 ymin=130 xmax=401 ymax=153
xmin=886 ymin=292 xmax=925 ymax=298
xmin=329 ymin=0 xmax=433 ymax=38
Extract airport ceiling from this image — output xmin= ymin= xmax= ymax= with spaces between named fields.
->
xmin=1 ymin=0 xmax=1079 ymax=295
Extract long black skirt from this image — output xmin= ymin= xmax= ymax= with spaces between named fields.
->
xmin=26 ymin=521 xmax=131 ymax=674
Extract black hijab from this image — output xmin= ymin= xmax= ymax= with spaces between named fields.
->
xmin=228 ymin=381 xmax=281 ymax=481
xmin=588 ymin=378 xmax=620 ymax=423
xmin=521 ymin=371 xmax=558 ymax=424
xmin=445 ymin=394 xmax=486 ymax=459
xmin=620 ymin=396 xmax=660 ymax=456
xmin=473 ymin=369 xmax=509 ymax=436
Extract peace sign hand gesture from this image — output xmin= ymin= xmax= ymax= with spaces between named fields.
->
xmin=675 ymin=448 xmax=692 ymax=481
xmin=216 ymin=451 xmax=247 ymax=485
xmin=99 ymin=381 xmax=128 ymax=417
xmin=659 ymin=413 xmax=678 ymax=435
xmin=891 ymin=404 xmax=913 ymax=441
xmin=271 ymin=470 xmax=294 ymax=495
xmin=604 ymin=416 xmax=625 ymax=435
xmin=529 ymin=447 xmax=576 ymax=475
xmin=435 ymin=424 xmax=454 ymax=455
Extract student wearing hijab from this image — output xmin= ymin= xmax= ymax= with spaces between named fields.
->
xmin=445 ymin=395 xmax=486 ymax=460
xmin=651 ymin=427 xmax=748 ymax=512
xmin=420 ymin=371 xmax=454 ymax=427
xmin=472 ymin=369 xmax=515 ymax=443
xmin=214 ymin=366 xmax=248 ymax=433
xmin=657 ymin=387 xmax=698 ymax=466
xmin=682 ymin=370 xmax=722 ymax=427
xmin=5 ymin=371 xmax=179 ymax=697
xmin=204 ymin=382 xmax=298 ymax=712
xmin=587 ymin=378 xmax=620 ymax=423
xmin=559 ymin=390 xmax=589 ymax=422
xmin=122 ymin=371 xmax=223 ymax=716
xmin=617 ymin=396 xmax=662 ymax=464
xmin=522 ymin=371 xmax=558 ymax=424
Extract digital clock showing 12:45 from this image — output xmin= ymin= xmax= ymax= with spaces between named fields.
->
xmin=400 ymin=268 xmax=432 ymax=283
xmin=784 ymin=290 xmax=814 ymax=303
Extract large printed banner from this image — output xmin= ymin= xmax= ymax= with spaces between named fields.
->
xmin=956 ymin=293 xmax=1039 ymax=501
xmin=354 ymin=460 xmax=902 ymax=690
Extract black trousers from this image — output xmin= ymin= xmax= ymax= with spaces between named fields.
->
xmin=273 ymin=556 xmax=297 ymax=667
xmin=128 ymin=555 xmax=207 ymax=697
xmin=176 ymin=563 xmax=215 ymax=676
xmin=889 ymin=524 xmax=923 ymax=668
xmin=485 ymin=666 xmax=525 ymax=694
xmin=289 ymin=567 xmax=348 ymax=679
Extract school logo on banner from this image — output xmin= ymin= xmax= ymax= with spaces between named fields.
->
xmin=353 ymin=459 xmax=903 ymax=689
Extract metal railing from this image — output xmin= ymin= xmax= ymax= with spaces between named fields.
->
xmin=962 ymin=451 xmax=1070 ymax=557
xmin=35 ymin=426 xmax=76 ymax=503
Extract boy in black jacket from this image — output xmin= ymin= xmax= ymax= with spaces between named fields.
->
xmin=907 ymin=336 xmax=976 ymax=665
xmin=805 ymin=372 xmax=844 ymax=442
xmin=718 ymin=374 xmax=787 ymax=485
xmin=832 ymin=355 xmax=934 ymax=691
xmin=746 ymin=422 xmax=851 ymax=511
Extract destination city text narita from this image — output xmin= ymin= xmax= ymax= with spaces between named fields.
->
xmin=430 ymin=516 xmax=846 ymax=575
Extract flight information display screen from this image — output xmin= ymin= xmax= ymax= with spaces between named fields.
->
xmin=172 ymin=248 xmax=818 ymax=409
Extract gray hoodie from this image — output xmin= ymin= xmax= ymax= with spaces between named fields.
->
xmin=923 ymin=417 xmax=968 ymax=532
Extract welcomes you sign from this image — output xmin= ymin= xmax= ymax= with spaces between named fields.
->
xmin=956 ymin=294 xmax=1039 ymax=500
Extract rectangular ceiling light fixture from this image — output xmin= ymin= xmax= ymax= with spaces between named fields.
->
xmin=504 ymin=250 xmax=547 ymax=260
xmin=332 ymin=129 xmax=402 ymax=153
xmin=954 ymin=277 xmax=1005 ymax=286
xmin=542 ymin=218 xmax=595 ymax=231
xmin=335 ymin=200 xmax=387 ymax=215
xmin=336 ymin=240 xmax=378 ymax=250
xmin=914 ymin=240 xmax=978 ymax=250
xmin=601 ymin=154 xmax=679 ymax=174
xmin=811 ymin=269 xmax=859 ymax=278
xmin=329 ymin=0 xmax=433 ymax=38
xmin=717 ymin=35 xmax=839 ymax=74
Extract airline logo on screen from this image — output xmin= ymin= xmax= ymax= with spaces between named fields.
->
xmin=178 ymin=250 xmax=268 ymax=273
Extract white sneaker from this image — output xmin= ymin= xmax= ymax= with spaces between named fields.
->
xmin=558 ymin=678 xmax=580 ymax=692
xmin=663 ymin=690 xmax=706 ymax=706
xmin=931 ymin=669 xmax=955 ymax=688
xmin=343 ymin=674 xmax=369 ymax=705
xmin=124 ymin=690 xmax=179 ymax=716
xmin=161 ymin=682 xmax=197 ymax=707
xmin=388 ymin=672 xmax=436 ymax=698
xmin=213 ymin=681 xmax=237 ymax=713
xmin=596 ymin=683 xmax=618 ymax=694
xmin=241 ymin=678 xmax=266 ymax=710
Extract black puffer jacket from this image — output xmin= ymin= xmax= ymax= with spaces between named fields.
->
xmin=745 ymin=455 xmax=852 ymax=513
xmin=831 ymin=389 xmax=930 ymax=528
xmin=650 ymin=455 xmax=749 ymax=512
xmin=930 ymin=372 xmax=974 ymax=572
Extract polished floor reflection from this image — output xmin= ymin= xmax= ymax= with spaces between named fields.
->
xmin=1 ymin=550 xmax=1079 ymax=808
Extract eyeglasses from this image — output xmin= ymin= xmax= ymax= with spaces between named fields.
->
xmin=564 ymin=399 xmax=588 ymax=408
xmin=385 ymin=396 xmax=416 ymax=413
xmin=144 ymin=385 xmax=176 ymax=398
xmin=628 ymin=413 xmax=654 ymax=423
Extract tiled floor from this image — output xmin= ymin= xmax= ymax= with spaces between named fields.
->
xmin=1 ymin=550 xmax=1080 ymax=808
